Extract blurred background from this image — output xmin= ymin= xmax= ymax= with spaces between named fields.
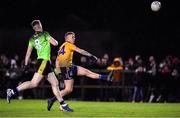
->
xmin=0 ymin=0 xmax=180 ymax=102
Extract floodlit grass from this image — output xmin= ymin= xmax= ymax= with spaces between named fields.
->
xmin=0 ymin=99 xmax=180 ymax=117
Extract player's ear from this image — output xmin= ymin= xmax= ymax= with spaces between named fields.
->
xmin=65 ymin=36 xmax=69 ymax=41
xmin=32 ymin=26 xmax=35 ymax=30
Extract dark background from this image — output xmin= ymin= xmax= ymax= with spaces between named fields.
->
xmin=0 ymin=0 xmax=179 ymax=61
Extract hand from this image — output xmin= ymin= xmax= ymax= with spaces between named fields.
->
xmin=90 ymin=55 xmax=98 ymax=63
xmin=22 ymin=65 xmax=28 ymax=73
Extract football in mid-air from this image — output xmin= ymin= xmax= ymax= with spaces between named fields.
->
xmin=151 ymin=1 xmax=161 ymax=12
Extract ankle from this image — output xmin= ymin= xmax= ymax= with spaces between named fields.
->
xmin=60 ymin=100 xmax=65 ymax=105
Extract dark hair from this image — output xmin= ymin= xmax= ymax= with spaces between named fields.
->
xmin=64 ymin=32 xmax=75 ymax=38
xmin=31 ymin=20 xmax=41 ymax=27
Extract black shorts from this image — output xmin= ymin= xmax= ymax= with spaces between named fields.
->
xmin=35 ymin=59 xmax=53 ymax=76
xmin=60 ymin=65 xmax=77 ymax=80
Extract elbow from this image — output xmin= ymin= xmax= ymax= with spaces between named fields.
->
xmin=50 ymin=38 xmax=58 ymax=46
xmin=52 ymin=40 xmax=58 ymax=46
xmin=54 ymin=43 xmax=58 ymax=46
xmin=54 ymin=40 xmax=58 ymax=46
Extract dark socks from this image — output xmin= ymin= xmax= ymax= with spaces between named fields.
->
xmin=60 ymin=100 xmax=65 ymax=105
xmin=49 ymin=97 xmax=65 ymax=105
xmin=99 ymin=75 xmax=108 ymax=80
xmin=49 ymin=96 xmax=57 ymax=102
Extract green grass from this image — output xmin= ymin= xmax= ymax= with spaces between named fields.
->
xmin=0 ymin=99 xmax=180 ymax=117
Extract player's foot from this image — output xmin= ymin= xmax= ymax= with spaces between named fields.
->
xmin=60 ymin=104 xmax=73 ymax=112
xmin=47 ymin=99 xmax=54 ymax=111
xmin=107 ymin=71 xmax=114 ymax=81
xmin=6 ymin=89 xmax=14 ymax=103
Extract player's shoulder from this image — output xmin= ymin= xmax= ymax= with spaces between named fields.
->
xmin=29 ymin=35 xmax=34 ymax=41
xmin=29 ymin=32 xmax=38 ymax=40
xmin=41 ymin=31 xmax=49 ymax=35
xmin=43 ymin=31 xmax=49 ymax=34
xmin=66 ymin=42 xmax=75 ymax=46
xmin=60 ymin=41 xmax=76 ymax=46
xmin=42 ymin=31 xmax=50 ymax=35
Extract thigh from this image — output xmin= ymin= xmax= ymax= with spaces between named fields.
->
xmin=64 ymin=79 xmax=74 ymax=90
xmin=31 ymin=72 xmax=43 ymax=84
xmin=60 ymin=66 xmax=77 ymax=80
xmin=47 ymin=72 xmax=59 ymax=85
xmin=77 ymin=66 xmax=89 ymax=76
xmin=77 ymin=66 xmax=97 ymax=76
xmin=36 ymin=59 xmax=53 ymax=76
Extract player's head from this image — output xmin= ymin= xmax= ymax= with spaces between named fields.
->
xmin=65 ymin=32 xmax=75 ymax=44
xmin=31 ymin=20 xmax=43 ymax=32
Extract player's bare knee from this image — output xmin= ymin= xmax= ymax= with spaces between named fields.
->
xmin=31 ymin=81 xmax=39 ymax=88
xmin=66 ymin=88 xmax=73 ymax=94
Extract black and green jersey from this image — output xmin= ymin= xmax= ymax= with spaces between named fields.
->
xmin=28 ymin=31 xmax=52 ymax=60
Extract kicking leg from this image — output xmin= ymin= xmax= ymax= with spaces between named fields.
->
xmin=77 ymin=66 xmax=100 ymax=79
xmin=77 ymin=66 xmax=114 ymax=81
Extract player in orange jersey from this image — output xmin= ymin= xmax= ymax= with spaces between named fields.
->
xmin=47 ymin=32 xmax=113 ymax=111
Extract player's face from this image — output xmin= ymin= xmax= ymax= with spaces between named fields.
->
xmin=33 ymin=23 xmax=43 ymax=32
xmin=67 ymin=34 xmax=75 ymax=44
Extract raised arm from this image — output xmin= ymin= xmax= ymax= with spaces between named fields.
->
xmin=49 ymin=37 xmax=58 ymax=46
xmin=25 ymin=45 xmax=33 ymax=65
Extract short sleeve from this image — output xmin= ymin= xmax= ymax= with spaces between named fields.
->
xmin=68 ymin=43 xmax=76 ymax=51
xmin=44 ymin=31 xmax=52 ymax=41
xmin=28 ymin=39 xmax=34 ymax=47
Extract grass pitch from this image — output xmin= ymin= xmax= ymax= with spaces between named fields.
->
xmin=0 ymin=99 xmax=180 ymax=117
